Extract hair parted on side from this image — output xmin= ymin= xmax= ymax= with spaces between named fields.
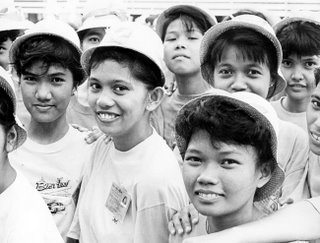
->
xmin=88 ymin=47 xmax=163 ymax=90
xmin=13 ymin=35 xmax=85 ymax=87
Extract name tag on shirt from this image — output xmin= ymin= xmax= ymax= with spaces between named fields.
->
xmin=105 ymin=182 xmax=131 ymax=224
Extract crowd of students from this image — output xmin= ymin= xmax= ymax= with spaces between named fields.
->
xmin=0 ymin=3 xmax=320 ymax=243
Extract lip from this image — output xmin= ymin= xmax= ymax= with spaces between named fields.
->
xmin=287 ymin=83 xmax=306 ymax=89
xmin=96 ymin=111 xmax=120 ymax=123
xmin=310 ymin=131 xmax=320 ymax=144
xmin=172 ymin=54 xmax=190 ymax=60
xmin=195 ymin=189 xmax=223 ymax=203
xmin=34 ymin=104 xmax=54 ymax=112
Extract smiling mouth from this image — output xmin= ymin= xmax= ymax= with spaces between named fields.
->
xmin=311 ymin=132 xmax=320 ymax=142
xmin=97 ymin=112 xmax=119 ymax=121
xmin=173 ymin=55 xmax=189 ymax=59
xmin=196 ymin=191 xmax=223 ymax=200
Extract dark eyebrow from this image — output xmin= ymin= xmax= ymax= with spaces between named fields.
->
xmin=311 ymin=94 xmax=320 ymax=100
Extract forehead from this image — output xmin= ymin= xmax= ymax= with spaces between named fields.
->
xmin=82 ymin=28 xmax=106 ymax=38
xmin=24 ymin=60 xmax=71 ymax=75
xmin=165 ymin=18 xmax=201 ymax=34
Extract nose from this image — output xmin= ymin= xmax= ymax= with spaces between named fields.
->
xmin=175 ymin=37 xmax=186 ymax=49
xmin=291 ymin=66 xmax=304 ymax=81
xmin=35 ymin=81 xmax=52 ymax=101
xmin=230 ymin=73 xmax=248 ymax=92
xmin=196 ymin=163 xmax=219 ymax=186
xmin=96 ymin=89 xmax=115 ymax=108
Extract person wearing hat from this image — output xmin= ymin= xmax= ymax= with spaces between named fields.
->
xmin=0 ymin=67 xmax=64 ymax=242
xmin=199 ymin=14 xmax=310 ymax=205
xmin=66 ymin=21 xmax=188 ymax=243
xmin=0 ymin=7 xmax=32 ymax=71
xmin=166 ymin=14 xmax=311 ymax=236
xmin=151 ymin=4 xmax=219 ymax=149
xmin=270 ymin=15 xmax=320 ymax=133
xmin=66 ymin=9 xmax=127 ymax=131
xmin=8 ymin=18 xmax=94 ymax=240
xmin=179 ymin=70 xmax=320 ymax=243
xmin=169 ymin=91 xmax=284 ymax=243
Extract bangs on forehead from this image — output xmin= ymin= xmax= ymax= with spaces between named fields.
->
xmin=216 ymin=41 xmax=270 ymax=66
xmin=178 ymin=15 xmax=201 ymax=33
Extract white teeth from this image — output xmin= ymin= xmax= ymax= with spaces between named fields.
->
xmin=198 ymin=192 xmax=220 ymax=199
xmin=311 ymin=132 xmax=320 ymax=142
xmin=98 ymin=113 xmax=117 ymax=119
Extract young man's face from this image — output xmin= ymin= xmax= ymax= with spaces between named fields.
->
xmin=0 ymin=38 xmax=13 ymax=71
xmin=282 ymin=54 xmax=320 ymax=102
xmin=88 ymin=59 xmax=151 ymax=146
xmin=212 ymin=45 xmax=271 ymax=99
xmin=307 ymin=84 xmax=320 ymax=155
xmin=80 ymin=28 xmax=106 ymax=51
xmin=20 ymin=60 xmax=75 ymax=124
xmin=182 ymin=129 xmax=267 ymax=221
xmin=163 ymin=19 xmax=203 ymax=76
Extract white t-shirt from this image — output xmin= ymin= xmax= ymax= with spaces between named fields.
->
xmin=271 ymin=97 xmax=308 ymax=132
xmin=68 ymin=130 xmax=189 ymax=243
xmin=0 ymin=171 xmax=64 ymax=243
xmin=9 ymin=125 xmax=94 ymax=240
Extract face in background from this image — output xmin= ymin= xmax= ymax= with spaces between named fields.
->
xmin=0 ymin=38 xmax=13 ymax=71
xmin=307 ymin=84 xmax=320 ymax=155
xmin=20 ymin=60 xmax=75 ymax=125
xmin=88 ymin=59 xmax=152 ymax=147
xmin=163 ymin=18 xmax=203 ymax=76
xmin=213 ymin=45 xmax=271 ymax=99
xmin=182 ymin=129 xmax=268 ymax=221
xmin=282 ymin=54 xmax=320 ymax=102
xmin=80 ymin=28 xmax=106 ymax=51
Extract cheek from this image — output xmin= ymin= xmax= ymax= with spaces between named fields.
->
xmin=182 ymin=166 xmax=198 ymax=193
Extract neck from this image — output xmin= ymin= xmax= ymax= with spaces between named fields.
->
xmin=113 ymin=121 xmax=153 ymax=152
xmin=0 ymin=156 xmax=16 ymax=194
xmin=27 ymin=115 xmax=69 ymax=144
xmin=175 ymin=72 xmax=211 ymax=95
xmin=282 ymin=96 xmax=309 ymax=113
xmin=207 ymin=203 xmax=261 ymax=233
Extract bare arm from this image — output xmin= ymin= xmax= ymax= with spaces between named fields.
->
xmin=183 ymin=199 xmax=320 ymax=243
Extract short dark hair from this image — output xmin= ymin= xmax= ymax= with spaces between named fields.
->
xmin=0 ymin=30 xmax=22 ymax=44
xmin=0 ymin=88 xmax=15 ymax=132
xmin=277 ymin=21 xmax=320 ymax=57
xmin=175 ymin=96 xmax=274 ymax=169
xmin=202 ymin=28 xmax=278 ymax=98
xmin=88 ymin=47 xmax=164 ymax=89
xmin=160 ymin=6 xmax=213 ymax=41
xmin=13 ymin=35 xmax=85 ymax=87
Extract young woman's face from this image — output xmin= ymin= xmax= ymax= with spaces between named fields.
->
xmin=163 ymin=19 xmax=204 ymax=76
xmin=213 ymin=45 xmax=271 ymax=99
xmin=81 ymin=28 xmax=106 ymax=51
xmin=282 ymin=54 xmax=320 ymax=102
xmin=20 ymin=61 xmax=74 ymax=124
xmin=88 ymin=60 xmax=151 ymax=145
xmin=307 ymin=84 xmax=320 ymax=155
xmin=183 ymin=129 xmax=265 ymax=220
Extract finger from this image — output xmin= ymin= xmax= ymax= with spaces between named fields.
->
xmin=171 ymin=213 xmax=184 ymax=235
xmin=189 ymin=204 xmax=199 ymax=225
xmin=180 ymin=208 xmax=192 ymax=233
xmin=168 ymin=221 xmax=176 ymax=235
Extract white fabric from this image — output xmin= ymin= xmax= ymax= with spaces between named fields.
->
xmin=0 ymin=171 xmax=64 ymax=243
xmin=9 ymin=125 xmax=93 ymax=240
xmin=68 ymin=130 xmax=189 ymax=243
xmin=307 ymin=151 xmax=320 ymax=198
xmin=271 ymin=97 xmax=308 ymax=132
xmin=277 ymin=120 xmax=310 ymax=204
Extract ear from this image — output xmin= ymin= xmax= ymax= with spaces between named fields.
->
xmin=146 ymin=87 xmax=165 ymax=111
xmin=6 ymin=126 xmax=18 ymax=152
xmin=256 ymin=163 xmax=272 ymax=189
